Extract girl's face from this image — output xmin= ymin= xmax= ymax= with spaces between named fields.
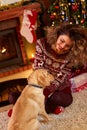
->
xmin=52 ymin=34 xmax=73 ymax=55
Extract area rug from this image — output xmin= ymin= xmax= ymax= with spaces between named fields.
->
xmin=0 ymin=89 xmax=87 ymax=130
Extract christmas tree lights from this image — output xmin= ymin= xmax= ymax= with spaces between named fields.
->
xmin=48 ymin=0 xmax=87 ymax=27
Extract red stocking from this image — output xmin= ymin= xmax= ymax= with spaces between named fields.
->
xmin=20 ymin=10 xmax=38 ymax=43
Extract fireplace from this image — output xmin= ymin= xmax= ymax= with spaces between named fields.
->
xmin=0 ymin=2 xmax=41 ymax=78
xmin=0 ymin=28 xmax=24 ymax=68
xmin=0 ymin=18 xmax=27 ymax=72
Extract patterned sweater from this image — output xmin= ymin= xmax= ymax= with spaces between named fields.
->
xmin=33 ymin=38 xmax=72 ymax=92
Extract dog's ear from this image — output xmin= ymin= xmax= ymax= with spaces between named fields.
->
xmin=27 ymin=69 xmax=54 ymax=86
xmin=36 ymin=70 xmax=45 ymax=86
xmin=27 ymin=70 xmax=38 ymax=84
xmin=37 ymin=75 xmax=47 ymax=87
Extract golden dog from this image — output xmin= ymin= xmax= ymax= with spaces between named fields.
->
xmin=7 ymin=69 xmax=54 ymax=130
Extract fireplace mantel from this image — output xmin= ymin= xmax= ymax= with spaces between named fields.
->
xmin=0 ymin=2 xmax=41 ymax=21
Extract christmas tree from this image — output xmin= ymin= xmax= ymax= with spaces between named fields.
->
xmin=48 ymin=0 xmax=87 ymax=27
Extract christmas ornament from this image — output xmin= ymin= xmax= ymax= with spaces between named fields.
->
xmin=71 ymin=4 xmax=78 ymax=12
xmin=20 ymin=10 xmax=38 ymax=43
xmin=50 ymin=14 xmax=55 ymax=19
xmin=81 ymin=19 xmax=85 ymax=24
xmin=70 ymin=0 xmax=74 ymax=3
xmin=54 ymin=5 xmax=59 ymax=9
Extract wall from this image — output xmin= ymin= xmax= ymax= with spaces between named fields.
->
xmin=1 ymin=0 xmax=21 ymax=5
xmin=22 ymin=37 xmax=36 ymax=60
xmin=0 ymin=0 xmax=50 ymax=7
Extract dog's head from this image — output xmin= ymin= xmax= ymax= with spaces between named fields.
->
xmin=27 ymin=69 xmax=54 ymax=88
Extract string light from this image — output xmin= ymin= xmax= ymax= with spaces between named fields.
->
xmin=48 ymin=0 xmax=87 ymax=27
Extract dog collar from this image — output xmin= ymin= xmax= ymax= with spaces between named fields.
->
xmin=28 ymin=84 xmax=42 ymax=89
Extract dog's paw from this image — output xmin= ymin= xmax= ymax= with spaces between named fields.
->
xmin=40 ymin=117 xmax=53 ymax=124
xmin=47 ymin=117 xmax=53 ymax=121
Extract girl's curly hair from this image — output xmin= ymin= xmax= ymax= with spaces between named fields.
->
xmin=45 ymin=22 xmax=87 ymax=67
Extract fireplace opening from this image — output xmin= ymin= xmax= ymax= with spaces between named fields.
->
xmin=0 ymin=28 xmax=24 ymax=69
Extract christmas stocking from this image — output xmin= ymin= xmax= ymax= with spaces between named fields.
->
xmin=20 ymin=10 xmax=38 ymax=43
